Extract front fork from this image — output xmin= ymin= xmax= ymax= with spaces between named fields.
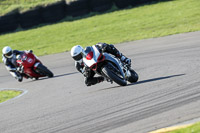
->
xmin=118 ymin=60 xmax=131 ymax=80
xmin=33 ymin=62 xmax=41 ymax=70
xmin=124 ymin=68 xmax=131 ymax=80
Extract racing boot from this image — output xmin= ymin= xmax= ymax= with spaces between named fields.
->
xmin=120 ymin=55 xmax=131 ymax=66
xmin=17 ymin=76 xmax=23 ymax=82
xmin=10 ymin=71 xmax=23 ymax=82
xmin=98 ymin=76 xmax=113 ymax=84
xmin=15 ymin=73 xmax=23 ymax=82
xmin=85 ymin=76 xmax=104 ymax=86
xmin=97 ymin=76 xmax=105 ymax=83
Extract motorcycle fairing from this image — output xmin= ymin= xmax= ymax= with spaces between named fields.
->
xmin=17 ymin=52 xmax=44 ymax=78
xmin=83 ymin=45 xmax=125 ymax=79
xmin=83 ymin=45 xmax=103 ymax=68
xmin=21 ymin=52 xmax=36 ymax=68
xmin=103 ymin=53 xmax=125 ymax=79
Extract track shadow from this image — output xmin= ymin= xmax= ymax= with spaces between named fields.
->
xmin=128 ymin=74 xmax=185 ymax=86
xmin=52 ymin=72 xmax=78 ymax=78
xmin=100 ymin=74 xmax=185 ymax=91
xmin=31 ymin=72 xmax=78 ymax=81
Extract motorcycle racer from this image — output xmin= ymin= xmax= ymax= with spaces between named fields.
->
xmin=2 ymin=46 xmax=32 ymax=82
xmin=70 ymin=43 xmax=131 ymax=86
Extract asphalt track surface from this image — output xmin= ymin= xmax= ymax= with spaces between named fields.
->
xmin=0 ymin=31 xmax=200 ymax=133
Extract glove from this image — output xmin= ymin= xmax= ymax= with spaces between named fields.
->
xmin=82 ymin=67 xmax=91 ymax=78
xmin=81 ymin=67 xmax=85 ymax=74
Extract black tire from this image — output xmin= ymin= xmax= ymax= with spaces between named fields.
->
xmin=89 ymin=0 xmax=113 ymax=13
xmin=130 ymin=0 xmax=155 ymax=7
xmin=65 ymin=0 xmax=90 ymax=17
xmin=37 ymin=64 xmax=54 ymax=78
xmin=102 ymin=64 xmax=127 ymax=86
xmin=130 ymin=0 xmax=138 ymax=7
xmin=113 ymin=0 xmax=132 ymax=9
xmin=0 ymin=12 xmax=19 ymax=34
xmin=19 ymin=6 xmax=43 ymax=29
xmin=41 ymin=1 xmax=66 ymax=23
xmin=128 ymin=69 xmax=139 ymax=83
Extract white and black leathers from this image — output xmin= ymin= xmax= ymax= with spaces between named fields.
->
xmin=2 ymin=50 xmax=23 ymax=81
xmin=75 ymin=43 xmax=131 ymax=86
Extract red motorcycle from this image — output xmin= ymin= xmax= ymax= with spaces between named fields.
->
xmin=16 ymin=51 xmax=53 ymax=80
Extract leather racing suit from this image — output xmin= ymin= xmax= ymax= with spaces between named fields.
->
xmin=2 ymin=50 xmax=24 ymax=82
xmin=74 ymin=43 xmax=131 ymax=86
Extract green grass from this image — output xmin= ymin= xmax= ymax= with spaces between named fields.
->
xmin=0 ymin=0 xmax=73 ymax=15
xmin=168 ymin=122 xmax=200 ymax=133
xmin=0 ymin=0 xmax=199 ymax=58
xmin=0 ymin=90 xmax=22 ymax=103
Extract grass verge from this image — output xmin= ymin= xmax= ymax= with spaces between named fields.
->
xmin=0 ymin=90 xmax=22 ymax=103
xmin=0 ymin=0 xmax=199 ymax=58
xmin=167 ymin=122 xmax=200 ymax=133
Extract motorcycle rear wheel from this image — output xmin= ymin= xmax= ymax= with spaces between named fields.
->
xmin=37 ymin=64 xmax=54 ymax=78
xmin=102 ymin=64 xmax=127 ymax=86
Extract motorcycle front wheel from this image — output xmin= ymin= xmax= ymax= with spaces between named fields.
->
xmin=102 ymin=64 xmax=127 ymax=86
xmin=128 ymin=68 xmax=139 ymax=83
xmin=36 ymin=64 xmax=54 ymax=78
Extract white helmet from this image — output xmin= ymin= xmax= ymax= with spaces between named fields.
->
xmin=71 ymin=45 xmax=84 ymax=61
xmin=2 ymin=46 xmax=13 ymax=58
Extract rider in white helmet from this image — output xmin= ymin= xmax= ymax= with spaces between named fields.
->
xmin=71 ymin=43 xmax=131 ymax=86
xmin=2 ymin=46 xmax=32 ymax=82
